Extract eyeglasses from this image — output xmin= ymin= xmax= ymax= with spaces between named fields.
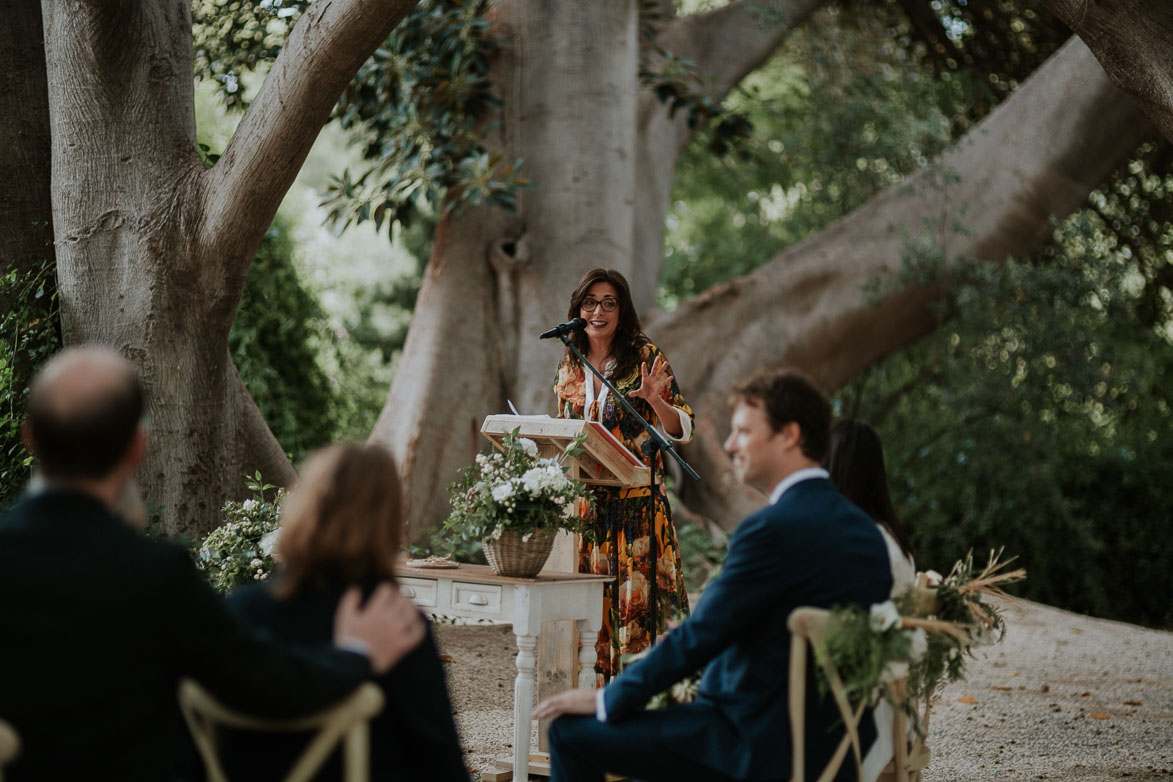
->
xmin=581 ymin=298 xmax=618 ymax=313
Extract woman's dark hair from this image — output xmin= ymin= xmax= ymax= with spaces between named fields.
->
xmin=827 ymin=419 xmax=913 ymax=558
xmin=275 ymin=443 xmax=402 ymax=598
xmin=565 ymin=268 xmax=647 ymax=382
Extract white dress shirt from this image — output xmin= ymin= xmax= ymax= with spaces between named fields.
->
xmin=767 ymin=467 xmax=830 ymax=506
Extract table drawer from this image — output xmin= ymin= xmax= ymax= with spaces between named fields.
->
xmin=452 ymin=582 xmax=502 ymax=614
xmin=399 ymin=577 xmax=438 ymax=607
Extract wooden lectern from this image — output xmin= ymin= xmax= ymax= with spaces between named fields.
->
xmin=480 ymin=415 xmax=648 ymax=779
xmin=480 ymin=414 xmax=648 ymax=488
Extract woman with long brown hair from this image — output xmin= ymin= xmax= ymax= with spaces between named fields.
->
xmin=827 ymin=419 xmax=916 ymax=595
xmin=221 ymin=443 xmax=466 ymax=782
xmin=553 ymin=268 xmax=694 ymax=682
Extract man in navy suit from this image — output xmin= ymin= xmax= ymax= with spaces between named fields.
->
xmin=535 ymin=369 xmax=893 ymax=781
xmin=0 ymin=346 xmax=425 ymax=781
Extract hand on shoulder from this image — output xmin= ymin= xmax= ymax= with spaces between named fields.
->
xmin=334 ymin=583 xmax=425 ymax=674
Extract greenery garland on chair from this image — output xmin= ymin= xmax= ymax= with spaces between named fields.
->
xmin=630 ymin=549 xmax=1025 ymax=722
xmin=818 ymin=549 xmax=1027 ymax=738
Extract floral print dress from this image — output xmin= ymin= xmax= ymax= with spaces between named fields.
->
xmin=553 ymin=341 xmax=694 ymax=682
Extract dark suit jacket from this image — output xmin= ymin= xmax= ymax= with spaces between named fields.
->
xmin=603 ymin=477 xmax=892 ymax=781
xmin=0 ymin=490 xmax=371 ymax=782
xmin=221 ymin=582 xmax=468 ymax=782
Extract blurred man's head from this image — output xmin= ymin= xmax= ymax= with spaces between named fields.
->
xmin=724 ymin=369 xmax=830 ymax=493
xmin=24 ymin=346 xmax=145 ymax=483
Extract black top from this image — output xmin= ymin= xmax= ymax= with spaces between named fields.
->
xmin=0 ymin=489 xmax=370 ymax=782
xmin=222 ymin=581 xmax=468 ymax=782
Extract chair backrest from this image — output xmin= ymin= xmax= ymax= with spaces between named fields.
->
xmin=788 ymin=607 xmax=868 ymax=782
xmin=787 ymin=606 xmax=931 ymax=782
xmin=179 ymin=679 xmax=385 ymax=782
xmin=0 ymin=719 xmax=21 ymax=782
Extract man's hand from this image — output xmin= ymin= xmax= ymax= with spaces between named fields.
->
xmin=534 ymin=688 xmax=597 ymax=720
xmin=334 ymin=584 xmax=425 ymax=674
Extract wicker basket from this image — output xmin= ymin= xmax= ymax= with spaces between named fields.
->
xmin=482 ymin=529 xmax=556 ymax=578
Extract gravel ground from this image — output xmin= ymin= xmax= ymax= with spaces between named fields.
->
xmin=434 ymin=599 xmax=1173 ymax=781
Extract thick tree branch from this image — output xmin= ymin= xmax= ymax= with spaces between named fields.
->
xmin=229 ymin=359 xmax=297 ymax=488
xmin=202 ymin=0 xmax=418 ymax=268
xmin=1041 ymin=0 xmax=1173 ymax=144
xmin=655 ymin=38 xmax=1153 ymax=527
xmin=662 ymin=0 xmax=826 ymax=104
xmin=629 ymin=0 xmax=826 ymax=308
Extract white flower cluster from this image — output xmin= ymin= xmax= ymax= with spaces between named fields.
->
xmin=445 ymin=430 xmax=591 ymax=544
xmin=479 ymin=457 xmax=573 ymax=509
xmin=195 ymin=490 xmax=283 ymax=593
xmin=869 ymin=600 xmax=929 ymax=685
xmin=869 ymin=600 xmax=902 ymax=632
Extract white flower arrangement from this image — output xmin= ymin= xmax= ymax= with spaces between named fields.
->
xmin=444 ymin=429 xmax=596 ymax=546
xmin=869 ymin=599 xmax=903 ymax=632
xmin=195 ymin=473 xmax=283 ymax=593
xmin=819 ymin=549 xmax=1026 ymax=733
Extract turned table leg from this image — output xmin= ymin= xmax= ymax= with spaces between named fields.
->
xmin=576 ymin=620 xmax=598 ymax=690
xmin=514 ymin=632 xmax=538 ymax=780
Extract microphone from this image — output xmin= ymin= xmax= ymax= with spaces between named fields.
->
xmin=539 ymin=317 xmax=587 ymax=339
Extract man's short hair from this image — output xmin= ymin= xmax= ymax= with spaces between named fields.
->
xmin=731 ymin=369 xmax=831 ymax=463
xmin=26 ymin=349 xmax=145 ymax=480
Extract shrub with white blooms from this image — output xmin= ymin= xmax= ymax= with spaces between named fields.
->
xmin=195 ymin=472 xmax=282 ymax=593
xmin=444 ymin=429 xmax=596 ymax=546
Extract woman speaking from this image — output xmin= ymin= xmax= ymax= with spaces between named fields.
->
xmin=553 ymin=268 xmax=694 ymax=683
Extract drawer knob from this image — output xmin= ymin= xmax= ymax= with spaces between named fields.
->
xmin=467 ymin=593 xmax=489 ymax=606
xmin=402 ymin=587 xmax=416 ymax=598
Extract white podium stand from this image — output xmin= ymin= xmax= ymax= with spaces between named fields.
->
xmin=478 ymin=415 xmax=648 ymax=780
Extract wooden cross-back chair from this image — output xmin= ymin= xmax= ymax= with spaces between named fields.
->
xmin=0 ymin=719 xmax=20 ymax=782
xmin=787 ymin=580 xmax=937 ymax=782
xmin=179 ymin=679 xmax=384 ymax=782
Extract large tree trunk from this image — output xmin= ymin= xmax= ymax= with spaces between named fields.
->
xmin=0 ymin=0 xmax=56 ymax=387
xmin=376 ymin=0 xmax=820 ymax=540
xmin=380 ymin=19 xmax=1148 ymax=541
xmin=1041 ymin=0 xmax=1173 ymax=144
xmin=42 ymin=0 xmax=418 ymax=536
xmin=651 ymin=38 xmax=1153 ymax=528
xmin=40 ymin=0 xmax=231 ymax=534
xmin=372 ymin=0 xmax=643 ymax=537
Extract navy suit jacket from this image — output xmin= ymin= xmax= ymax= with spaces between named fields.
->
xmin=0 ymin=490 xmax=370 ymax=782
xmin=602 ymin=477 xmax=892 ymax=780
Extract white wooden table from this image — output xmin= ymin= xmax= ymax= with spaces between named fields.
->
xmin=395 ymin=563 xmax=609 ymax=781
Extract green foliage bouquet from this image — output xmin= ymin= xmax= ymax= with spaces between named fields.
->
xmin=818 ymin=549 xmax=1026 ymax=737
xmin=444 ymin=430 xmax=596 ymax=547
xmin=195 ymin=473 xmax=283 ymax=593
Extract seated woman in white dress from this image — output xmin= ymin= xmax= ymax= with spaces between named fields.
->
xmin=828 ymin=419 xmax=919 ymax=782
xmin=828 ymin=419 xmax=916 ymax=597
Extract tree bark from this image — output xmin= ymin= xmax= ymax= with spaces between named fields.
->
xmin=0 ymin=0 xmax=56 ymax=387
xmin=372 ymin=0 xmax=642 ymax=539
xmin=649 ymin=37 xmax=1154 ymax=528
xmin=41 ymin=0 xmax=417 ymax=536
xmin=203 ymin=0 xmax=420 ymax=278
xmin=377 ymin=17 xmax=1150 ymax=543
xmin=630 ymin=0 xmax=827 ymax=309
xmin=1041 ymin=0 xmax=1173 ymax=144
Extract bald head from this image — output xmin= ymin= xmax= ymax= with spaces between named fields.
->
xmin=26 ymin=346 xmax=145 ymax=480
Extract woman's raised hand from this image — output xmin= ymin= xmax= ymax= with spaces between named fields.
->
xmin=630 ymin=355 xmax=673 ymax=403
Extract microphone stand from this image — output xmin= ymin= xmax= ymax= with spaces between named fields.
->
xmin=556 ymin=333 xmax=700 ymax=664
